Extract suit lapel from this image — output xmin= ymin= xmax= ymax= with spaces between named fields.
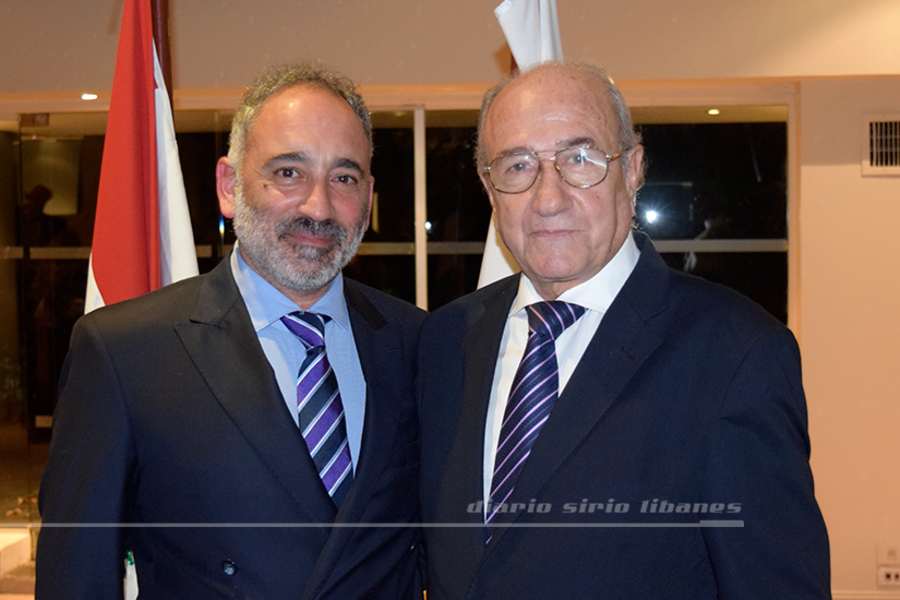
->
xmin=454 ymin=278 xmax=519 ymax=553
xmin=300 ymin=279 xmax=422 ymax=600
xmin=174 ymin=260 xmax=337 ymax=527
xmin=335 ymin=279 xmax=395 ymax=520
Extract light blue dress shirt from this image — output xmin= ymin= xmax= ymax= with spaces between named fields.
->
xmin=230 ymin=246 xmax=366 ymax=472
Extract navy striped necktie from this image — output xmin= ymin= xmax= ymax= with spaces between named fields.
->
xmin=486 ymin=301 xmax=585 ymax=538
xmin=281 ymin=311 xmax=353 ymax=506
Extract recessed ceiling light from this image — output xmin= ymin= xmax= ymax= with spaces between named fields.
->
xmin=81 ymin=93 xmax=98 ymax=101
xmin=707 ymin=108 xmax=720 ymax=116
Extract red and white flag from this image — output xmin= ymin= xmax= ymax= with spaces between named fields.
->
xmin=477 ymin=0 xmax=564 ymax=288
xmin=85 ymin=0 xmax=197 ymax=313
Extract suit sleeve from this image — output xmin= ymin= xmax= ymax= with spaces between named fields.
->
xmin=701 ymin=327 xmax=830 ymax=599
xmin=35 ymin=315 xmax=136 ymax=600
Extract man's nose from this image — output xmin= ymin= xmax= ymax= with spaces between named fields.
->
xmin=299 ymin=178 xmax=335 ymax=221
xmin=530 ymin=159 xmax=569 ymax=216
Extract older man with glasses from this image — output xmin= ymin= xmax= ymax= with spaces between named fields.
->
xmin=417 ymin=61 xmax=830 ymax=599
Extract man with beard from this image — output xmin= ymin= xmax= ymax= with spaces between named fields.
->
xmin=36 ymin=63 xmax=426 ymax=600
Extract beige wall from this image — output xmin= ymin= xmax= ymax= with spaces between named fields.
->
xmin=799 ymin=76 xmax=900 ymax=594
xmin=3 ymin=0 xmax=900 ymax=595
xmin=1 ymin=0 xmax=899 ymax=95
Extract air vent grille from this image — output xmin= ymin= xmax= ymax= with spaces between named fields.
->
xmin=862 ymin=115 xmax=900 ymax=176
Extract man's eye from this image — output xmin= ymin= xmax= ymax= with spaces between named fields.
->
xmin=276 ymin=167 xmax=298 ymax=178
xmin=506 ymin=157 xmax=535 ymax=173
xmin=561 ymin=150 xmax=590 ymax=166
xmin=333 ymin=173 xmax=360 ymax=189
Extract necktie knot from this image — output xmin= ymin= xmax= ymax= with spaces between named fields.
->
xmin=281 ymin=311 xmax=328 ymax=349
xmin=526 ymin=301 xmax=585 ymax=341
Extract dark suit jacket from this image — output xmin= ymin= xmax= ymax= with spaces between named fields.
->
xmin=418 ymin=234 xmax=830 ymax=599
xmin=36 ymin=258 xmax=426 ymax=600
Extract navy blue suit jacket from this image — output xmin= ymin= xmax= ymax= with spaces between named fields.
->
xmin=37 ymin=257 xmax=426 ymax=599
xmin=418 ymin=234 xmax=829 ymax=599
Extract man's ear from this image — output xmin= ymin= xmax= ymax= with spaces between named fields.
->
xmin=479 ymin=171 xmax=499 ymax=211
xmin=625 ymin=145 xmax=644 ymax=199
xmin=216 ymin=157 xmax=238 ymax=218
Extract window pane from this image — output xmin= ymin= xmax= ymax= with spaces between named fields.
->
xmin=369 ymin=113 xmax=415 ymax=243
xmin=424 ymin=112 xmax=490 ymax=243
xmin=636 ymin=122 xmax=787 ymax=240
xmin=177 ymin=132 xmax=229 ymax=248
xmin=659 ymin=251 xmax=788 ymax=323
xmin=19 ymin=259 xmax=88 ymax=428
xmin=428 ymin=254 xmax=483 ymax=310
xmin=342 ymin=255 xmax=416 ymax=304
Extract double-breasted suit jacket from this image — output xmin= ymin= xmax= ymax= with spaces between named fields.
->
xmin=37 ymin=257 xmax=425 ymax=599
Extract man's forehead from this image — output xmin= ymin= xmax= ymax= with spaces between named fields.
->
xmin=256 ymin=85 xmax=355 ymax=128
xmin=485 ymin=70 xmax=617 ymax=151
xmin=498 ymin=67 xmax=611 ymax=116
xmin=247 ymin=86 xmax=369 ymax=162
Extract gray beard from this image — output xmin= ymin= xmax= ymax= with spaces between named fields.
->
xmin=232 ymin=185 xmax=367 ymax=293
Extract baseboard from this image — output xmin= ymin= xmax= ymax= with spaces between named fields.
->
xmin=833 ymin=591 xmax=900 ymax=599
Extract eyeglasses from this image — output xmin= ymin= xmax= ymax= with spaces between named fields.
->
xmin=482 ymin=146 xmax=631 ymax=194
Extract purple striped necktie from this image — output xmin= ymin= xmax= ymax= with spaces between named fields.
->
xmin=486 ymin=301 xmax=585 ymax=539
xmin=281 ymin=311 xmax=353 ymax=506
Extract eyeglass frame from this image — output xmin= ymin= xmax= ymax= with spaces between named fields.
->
xmin=482 ymin=145 xmax=632 ymax=194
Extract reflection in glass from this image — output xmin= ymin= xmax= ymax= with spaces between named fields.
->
xmin=636 ymin=122 xmax=787 ymax=240
xmin=20 ymin=258 xmax=88 ymax=420
xmin=426 ymin=126 xmax=490 ymax=243
xmin=368 ymin=127 xmax=415 ymax=243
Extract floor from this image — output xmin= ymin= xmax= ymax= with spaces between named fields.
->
xmin=0 ymin=421 xmax=47 ymax=598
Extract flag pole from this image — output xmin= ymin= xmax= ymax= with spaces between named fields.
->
xmin=151 ymin=0 xmax=173 ymax=107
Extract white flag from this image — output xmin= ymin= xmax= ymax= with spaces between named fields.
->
xmin=495 ymin=0 xmax=563 ymax=69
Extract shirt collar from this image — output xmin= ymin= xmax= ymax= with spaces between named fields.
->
xmin=511 ymin=232 xmax=640 ymax=316
xmin=230 ymin=242 xmax=351 ymax=332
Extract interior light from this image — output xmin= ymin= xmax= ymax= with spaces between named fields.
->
xmin=707 ymin=108 xmax=720 ymax=116
xmin=645 ymin=210 xmax=659 ymax=224
xmin=81 ymin=93 xmax=98 ymax=101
